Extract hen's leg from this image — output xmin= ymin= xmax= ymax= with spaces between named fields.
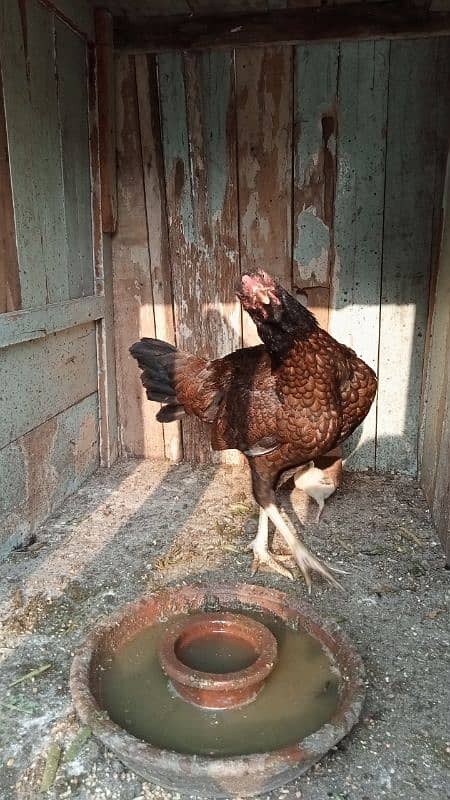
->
xmin=247 ymin=508 xmax=293 ymax=580
xmin=314 ymin=497 xmax=325 ymax=523
xmin=265 ymin=503 xmax=341 ymax=592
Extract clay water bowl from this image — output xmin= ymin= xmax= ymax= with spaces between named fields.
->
xmin=158 ymin=611 xmax=278 ymax=709
xmin=70 ymin=583 xmax=365 ymax=798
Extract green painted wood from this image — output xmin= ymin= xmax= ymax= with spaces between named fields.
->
xmin=0 ymin=322 xmax=97 ymax=449
xmin=293 ymin=42 xmax=338 ymax=287
xmin=56 ymin=20 xmax=94 ymax=298
xmin=0 ymin=393 xmax=99 ymax=559
xmin=0 ymin=296 xmax=104 ymax=349
xmin=376 ymin=39 xmax=450 ymax=475
xmin=50 ymin=0 xmax=94 ymax=39
xmin=27 ymin=0 xmax=69 ymax=304
xmin=158 ymin=51 xmax=195 ymax=247
xmin=0 ymin=0 xmax=47 ymax=307
xmin=330 ymin=40 xmax=389 ymax=470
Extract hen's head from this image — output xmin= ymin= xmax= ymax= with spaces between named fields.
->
xmin=236 ymin=270 xmax=317 ymax=350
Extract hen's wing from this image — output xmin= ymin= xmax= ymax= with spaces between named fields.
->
xmin=331 ymin=339 xmax=378 ymax=443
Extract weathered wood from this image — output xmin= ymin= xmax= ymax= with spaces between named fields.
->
xmin=56 ymin=19 xmax=94 ymax=299
xmin=0 ymin=67 xmax=21 ymax=312
xmin=0 ymin=393 xmax=99 ymax=559
xmin=158 ymin=50 xmax=241 ymax=461
xmin=112 ymin=54 xmax=165 ymax=459
xmin=0 ymin=295 xmax=104 ymax=349
xmin=88 ymin=47 xmax=119 ymax=467
xmin=236 ymin=46 xmax=292 ymax=346
xmin=299 ymin=286 xmax=329 ymax=331
xmin=293 ymin=43 xmax=338 ymax=288
xmin=0 ymin=0 xmax=47 ymax=307
xmin=329 ymin=40 xmax=389 ymax=470
xmin=420 ymin=155 xmax=450 ymax=559
xmin=115 ymin=4 xmax=450 ymax=52
xmin=0 ymin=322 xmax=98 ymax=449
xmin=376 ymin=39 xmax=450 ymax=474
xmin=27 ymin=0 xmax=69 ymax=304
xmin=37 ymin=0 xmax=94 ymax=40
xmin=95 ymin=9 xmax=117 ymax=234
xmin=135 ymin=53 xmax=182 ymax=463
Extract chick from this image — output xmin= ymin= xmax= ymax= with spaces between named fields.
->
xmin=293 ymin=461 xmax=337 ymax=523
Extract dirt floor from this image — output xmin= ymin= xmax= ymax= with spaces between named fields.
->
xmin=0 ymin=458 xmax=449 ymax=800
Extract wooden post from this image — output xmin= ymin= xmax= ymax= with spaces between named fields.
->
xmin=95 ymin=8 xmax=117 ymax=234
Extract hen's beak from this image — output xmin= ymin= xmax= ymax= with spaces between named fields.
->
xmin=254 ymin=288 xmax=270 ymax=305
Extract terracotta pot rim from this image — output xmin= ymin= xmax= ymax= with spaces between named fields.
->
xmin=159 ymin=611 xmax=278 ymax=692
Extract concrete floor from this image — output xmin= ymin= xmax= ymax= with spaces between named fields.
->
xmin=0 ymin=458 xmax=449 ymax=800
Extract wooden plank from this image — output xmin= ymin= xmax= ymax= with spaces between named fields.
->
xmin=376 ymin=40 xmax=444 ymax=474
xmin=0 ymin=0 xmax=47 ymax=307
xmin=158 ymin=50 xmax=241 ymax=462
xmin=112 ymin=53 xmax=165 ymax=459
xmin=27 ymin=0 xmax=69 ymax=304
xmin=88 ymin=46 xmax=119 ymax=467
xmin=0 ymin=393 xmax=99 ymax=558
xmin=236 ymin=46 xmax=292 ymax=346
xmin=95 ymin=9 xmax=117 ymax=234
xmin=420 ymin=155 xmax=450 ymax=558
xmin=0 ymin=296 xmax=104 ymax=349
xmin=0 ymin=66 xmax=21 ymax=312
xmin=293 ymin=42 xmax=338 ymax=288
xmin=135 ymin=54 xmax=182 ymax=463
xmin=329 ymin=40 xmax=389 ymax=470
xmin=38 ymin=0 xmax=94 ymax=40
xmin=115 ymin=5 xmax=450 ymax=52
xmin=56 ymin=19 xmax=94 ymax=298
xmin=0 ymin=322 xmax=98 ymax=449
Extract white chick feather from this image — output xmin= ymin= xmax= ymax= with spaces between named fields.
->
xmin=293 ymin=461 xmax=337 ymax=522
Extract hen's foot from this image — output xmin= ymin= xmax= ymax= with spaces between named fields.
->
xmin=292 ymin=545 xmax=343 ymax=593
xmin=246 ymin=540 xmax=293 ymax=580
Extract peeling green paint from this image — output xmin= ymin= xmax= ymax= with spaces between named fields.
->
xmin=200 ymin=50 xmax=231 ymax=222
xmin=158 ymin=51 xmax=195 ymax=245
xmin=295 ymin=209 xmax=330 ymax=284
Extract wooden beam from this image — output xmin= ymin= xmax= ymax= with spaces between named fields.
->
xmin=0 ymin=295 xmax=104 ymax=349
xmin=95 ymin=9 xmax=117 ymax=233
xmin=115 ymin=4 xmax=450 ymax=51
xmin=38 ymin=0 xmax=95 ymax=41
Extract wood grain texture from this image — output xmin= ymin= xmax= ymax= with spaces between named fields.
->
xmin=293 ymin=42 xmax=338 ymax=288
xmin=0 ymin=295 xmax=104 ymax=349
xmin=112 ymin=54 xmax=165 ymax=459
xmin=158 ymin=50 xmax=240 ymax=462
xmin=236 ymin=46 xmax=292 ymax=346
xmin=135 ymin=54 xmax=182 ymax=463
xmin=56 ymin=19 xmax=94 ymax=299
xmin=38 ymin=0 xmax=94 ymax=40
xmin=0 ymin=322 xmax=98 ymax=449
xmin=420 ymin=155 xmax=450 ymax=558
xmin=376 ymin=39 xmax=450 ymax=474
xmin=0 ymin=67 xmax=21 ymax=312
xmin=95 ymin=9 xmax=117 ymax=234
xmin=0 ymin=393 xmax=99 ymax=558
xmin=330 ymin=40 xmax=389 ymax=470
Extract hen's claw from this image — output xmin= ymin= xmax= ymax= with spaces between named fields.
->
xmin=246 ymin=541 xmax=294 ymax=580
xmin=293 ymin=546 xmax=343 ymax=593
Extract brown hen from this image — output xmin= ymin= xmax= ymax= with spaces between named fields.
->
xmin=130 ymin=270 xmax=377 ymax=590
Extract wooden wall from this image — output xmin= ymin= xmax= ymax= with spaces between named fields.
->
xmin=420 ymin=153 xmax=450 ymax=561
xmin=114 ymin=37 xmax=450 ymax=475
xmin=0 ymin=0 xmax=112 ymax=557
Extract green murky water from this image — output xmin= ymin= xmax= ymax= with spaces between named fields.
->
xmin=95 ymin=609 xmax=340 ymax=757
xmin=176 ymin=633 xmax=258 ymax=674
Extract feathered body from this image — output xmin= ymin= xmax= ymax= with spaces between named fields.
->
xmin=130 ymin=270 xmax=377 ymax=589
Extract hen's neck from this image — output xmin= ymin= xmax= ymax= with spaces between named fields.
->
xmin=255 ymin=292 xmax=318 ymax=358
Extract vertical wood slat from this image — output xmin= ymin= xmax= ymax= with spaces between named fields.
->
xmin=158 ymin=50 xmax=240 ymax=462
xmin=27 ymin=0 xmax=69 ymax=303
xmin=94 ymin=8 xmax=117 ymax=234
xmin=112 ymin=54 xmax=165 ymax=459
xmin=0 ymin=0 xmax=47 ymax=307
xmin=0 ymin=67 xmax=21 ymax=312
xmin=293 ymin=43 xmax=338 ymax=291
xmin=56 ymin=19 xmax=94 ymax=299
xmin=135 ymin=53 xmax=182 ymax=463
xmin=376 ymin=39 xmax=448 ymax=474
xmin=236 ymin=46 xmax=292 ymax=346
xmin=330 ymin=40 xmax=389 ymax=470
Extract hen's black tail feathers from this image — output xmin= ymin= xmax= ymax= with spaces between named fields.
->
xmin=129 ymin=338 xmax=186 ymax=422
